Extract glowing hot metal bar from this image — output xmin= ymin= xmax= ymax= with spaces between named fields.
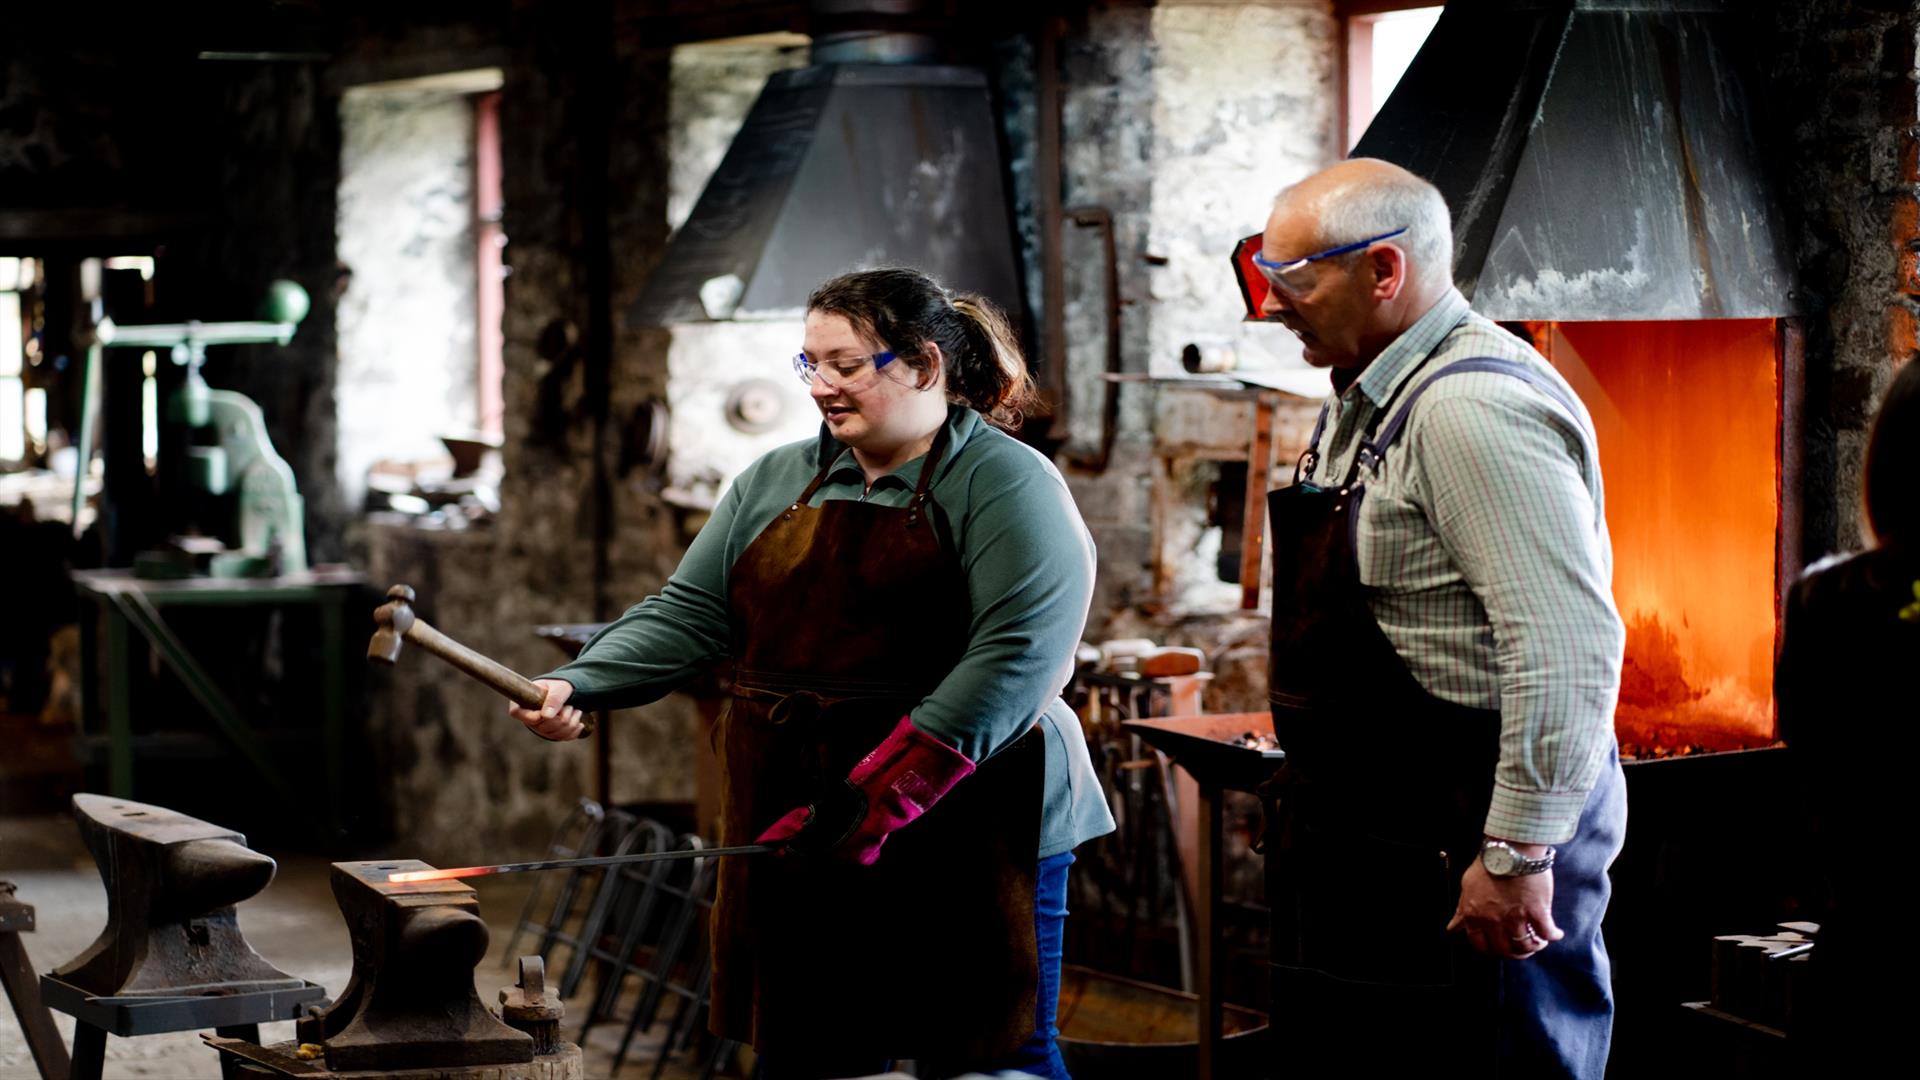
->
xmin=387 ymin=844 xmax=778 ymax=883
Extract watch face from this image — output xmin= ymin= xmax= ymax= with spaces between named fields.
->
xmin=1482 ymin=844 xmax=1517 ymax=876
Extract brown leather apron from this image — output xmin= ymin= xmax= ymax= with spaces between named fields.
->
xmin=708 ymin=426 xmax=1045 ymax=1059
xmin=1262 ymin=357 xmax=1588 ymax=1073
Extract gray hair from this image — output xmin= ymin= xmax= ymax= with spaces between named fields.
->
xmin=1284 ymin=165 xmax=1454 ymax=284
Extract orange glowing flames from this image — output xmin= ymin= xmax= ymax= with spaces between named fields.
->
xmin=1538 ymin=320 xmax=1780 ymax=753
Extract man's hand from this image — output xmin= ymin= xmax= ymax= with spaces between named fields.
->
xmin=508 ymin=678 xmax=587 ymax=741
xmin=1447 ymin=841 xmax=1562 ymax=960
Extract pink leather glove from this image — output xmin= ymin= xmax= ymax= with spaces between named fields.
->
xmin=756 ymin=715 xmax=976 ymax=865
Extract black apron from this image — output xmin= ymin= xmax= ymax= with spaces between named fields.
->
xmin=1264 ymin=357 xmax=1590 ymax=1072
xmin=709 ymin=426 xmax=1045 ymax=1059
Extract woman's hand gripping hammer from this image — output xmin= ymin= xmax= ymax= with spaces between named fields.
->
xmin=368 ymin=584 xmax=594 ymax=740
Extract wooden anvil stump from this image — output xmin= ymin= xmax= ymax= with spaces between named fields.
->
xmin=50 ymin=794 xmax=307 ymax=997
xmin=296 ymin=861 xmax=533 ymax=1073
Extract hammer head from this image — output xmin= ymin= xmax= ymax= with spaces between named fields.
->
xmin=368 ymin=584 xmax=418 ymax=665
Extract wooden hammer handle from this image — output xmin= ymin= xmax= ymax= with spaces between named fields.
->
xmin=404 ymin=620 xmax=596 ymax=737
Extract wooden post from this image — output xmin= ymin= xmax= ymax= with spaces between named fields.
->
xmin=1240 ymin=393 xmax=1278 ymax=609
xmin=0 ymin=889 xmax=72 ymax=1080
xmin=1195 ymin=781 xmax=1226 ymax=1080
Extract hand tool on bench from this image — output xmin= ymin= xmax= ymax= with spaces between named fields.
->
xmin=368 ymin=584 xmax=595 ymax=738
xmin=385 ymin=844 xmax=778 ymax=883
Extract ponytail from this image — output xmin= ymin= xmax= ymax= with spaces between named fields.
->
xmin=806 ymin=268 xmax=1042 ymax=431
xmin=949 ymin=293 xmax=1039 ymax=430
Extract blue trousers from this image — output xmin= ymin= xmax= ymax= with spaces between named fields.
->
xmin=1489 ymin=749 xmax=1628 ymax=1078
xmin=758 ymin=851 xmax=1075 ymax=1080
xmin=1271 ymin=749 xmax=1628 ymax=1079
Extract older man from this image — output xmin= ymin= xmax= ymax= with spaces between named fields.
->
xmin=1244 ymin=159 xmax=1627 ymax=1077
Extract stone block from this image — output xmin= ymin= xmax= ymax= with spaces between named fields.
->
xmin=1816 ymin=25 xmax=1883 ymax=70
xmin=1899 ymin=246 xmax=1920 ymax=296
xmin=1893 ymin=192 xmax=1919 ymax=250
xmin=1883 ymin=23 xmax=1918 ymax=76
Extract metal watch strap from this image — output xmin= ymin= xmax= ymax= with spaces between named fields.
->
xmin=1483 ymin=839 xmax=1556 ymax=877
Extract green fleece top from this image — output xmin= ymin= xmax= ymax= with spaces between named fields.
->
xmin=541 ymin=404 xmax=1116 ymax=859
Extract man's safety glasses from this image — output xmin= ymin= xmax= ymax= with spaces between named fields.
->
xmin=1229 ymin=227 xmax=1409 ymax=321
xmin=792 ymin=349 xmax=898 ymax=390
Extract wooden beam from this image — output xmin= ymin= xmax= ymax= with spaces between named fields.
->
xmin=611 ymin=0 xmax=808 ymax=45
xmin=1240 ymin=393 xmax=1278 ymax=610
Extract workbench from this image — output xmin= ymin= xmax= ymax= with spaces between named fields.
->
xmin=71 ymin=567 xmax=366 ymax=839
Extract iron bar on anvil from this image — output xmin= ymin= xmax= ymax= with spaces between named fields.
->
xmin=385 ymin=844 xmax=777 ymax=883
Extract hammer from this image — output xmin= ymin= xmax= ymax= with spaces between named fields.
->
xmin=368 ymin=585 xmax=594 ymax=738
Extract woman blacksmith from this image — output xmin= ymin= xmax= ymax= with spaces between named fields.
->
xmin=508 ymin=267 xmax=1116 ymax=1079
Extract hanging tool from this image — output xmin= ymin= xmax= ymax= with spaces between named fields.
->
xmin=386 ymin=844 xmax=777 ymax=883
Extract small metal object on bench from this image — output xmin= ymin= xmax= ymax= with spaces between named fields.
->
xmin=295 ymin=860 xmax=534 ymax=1072
xmin=499 ymin=956 xmax=564 ymax=1055
xmin=38 ymin=795 xmax=327 ymax=1080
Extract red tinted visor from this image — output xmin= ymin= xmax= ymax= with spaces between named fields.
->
xmin=1231 ymin=232 xmax=1280 ymax=322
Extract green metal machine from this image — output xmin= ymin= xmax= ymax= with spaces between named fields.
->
xmin=76 ymin=281 xmax=312 ymax=576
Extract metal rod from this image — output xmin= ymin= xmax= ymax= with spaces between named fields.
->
xmin=1064 ymin=205 xmax=1121 ymax=473
xmin=95 ymin=319 xmax=296 ymax=349
xmin=72 ymin=342 xmax=102 ymax=539
xmin=1036 ymin=15 xmax=1069 ymax=440
xmin=387 ymin=845 xmax=777 ymax=883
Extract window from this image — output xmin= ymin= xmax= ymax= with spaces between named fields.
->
xmin=335 ymin=68 xmax=506 ymax=511
xmin=0 ymin=257 xmax=38 ymax=463
xmin=1342 ymin=3 xmax=1443 ymax=153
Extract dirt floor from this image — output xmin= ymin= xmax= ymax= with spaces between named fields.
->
xmin=0 ymin=813 xmax=770 ymax=1080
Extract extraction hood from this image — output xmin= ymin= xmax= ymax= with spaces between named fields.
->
xmin=628 ymin=59 xmax=1023 ymax=326
xmin=1353 ymin=0 xmax=1800 ymax=321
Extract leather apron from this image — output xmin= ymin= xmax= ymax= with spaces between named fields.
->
xmin=709 ymin=426 xmax=1045 ymax=1059
xmin=1263 ymin=357 xmax=1589 ymax=1072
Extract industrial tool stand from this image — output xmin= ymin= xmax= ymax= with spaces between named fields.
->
xmin=1 ymin=882 xmax=70 ymax=1080
xmin=39 ymin=975 xmax=327 ymax=1080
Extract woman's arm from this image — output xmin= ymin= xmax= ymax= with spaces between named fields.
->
xmin=534 ymin=463 xmax=758 ymax=711
xmin=911 ymin=449 xmax=1096 ymax=762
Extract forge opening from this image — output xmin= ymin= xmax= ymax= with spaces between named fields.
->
xmin=1535 ymin=319 xmax=1782 ymax=755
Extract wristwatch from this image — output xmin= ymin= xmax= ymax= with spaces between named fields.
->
xmin=1480 ymin=839 xmax=1556 ymax=878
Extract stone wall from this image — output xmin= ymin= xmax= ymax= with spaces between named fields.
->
xmin=1765 ymin=0 xmax=1920 ymax=559
xmin=0 ymin=49 xmax=347 ymax=561
xmin=1143 ymin=1 xmax=1337 ymax=380
xmin=0 ymin=5 xmax=691 ymax=860
xmin=363 ymin=3 xmax=691 ymax=861
xmin=21 ymin=0 xmax=1914 ymax=860
xmin=997 ymin=1 xmax=1338 ymax=711
xmin=350 ymin=0 xmax=1920 ymax=862
xmin=668 ymin=37 xmax=811 ymax=232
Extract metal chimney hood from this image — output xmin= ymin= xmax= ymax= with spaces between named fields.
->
xmin=1353 ymin=0 xmax=1800 ymax=321
xmin=628 ymin=61 xmax=1024 ymax=326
